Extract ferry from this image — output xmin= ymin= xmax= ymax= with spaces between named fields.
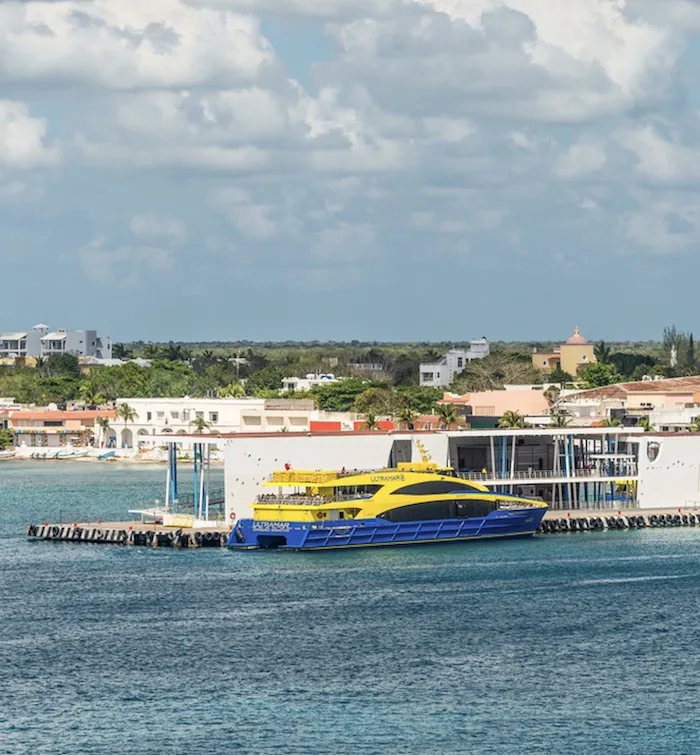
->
xmin=227 ymin=461 xmax=548 ymax=551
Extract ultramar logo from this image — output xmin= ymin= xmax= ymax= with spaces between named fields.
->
xmin=370 ymin=473 xmax=405 ymax=482
xmin=252 ymin=521 xmax=291 ymax=533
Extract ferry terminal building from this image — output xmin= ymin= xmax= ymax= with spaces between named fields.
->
xmin=156 ymin=428 xmax=700 ymax=522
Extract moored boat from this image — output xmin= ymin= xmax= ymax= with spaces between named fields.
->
xmin=227 ymin=462 xmax=547 ymax=551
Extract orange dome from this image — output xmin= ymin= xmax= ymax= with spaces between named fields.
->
xmin=566 ymin=327 xmax=588 ymax=345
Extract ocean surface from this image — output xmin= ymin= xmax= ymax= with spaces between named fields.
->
xmin=2 ymin=461 xmax=700 ymax=754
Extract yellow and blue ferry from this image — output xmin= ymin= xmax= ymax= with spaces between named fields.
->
xmin=227 ymin=461 xmax=547 ymax=551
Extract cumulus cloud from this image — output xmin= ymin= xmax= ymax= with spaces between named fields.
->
xmin=0 ymin=100 xmax=60 ymax=168
xmin=4 ymin=0 xmax=700 ymax=329
xmin=614 ymin=123 xmax=700 ymax=183
xmin=553 ymin=136 xmax=607 ymax=179
xmin=77 ymin=237 xmax=173 ymax=285
xmin=130 ymin=214 xmax=186 ymax=244
xmin=0 ymin=0 xmax=275 ymax=89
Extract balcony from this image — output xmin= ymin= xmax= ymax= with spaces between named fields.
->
xmin=458 ymin=466 xmax=638 ymax=482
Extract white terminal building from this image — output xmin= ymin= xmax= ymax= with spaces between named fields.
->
xmin=115 ymin=397 xmax=360 ymax=449
xmin=149 ymin=426 xmax=700 ymax=523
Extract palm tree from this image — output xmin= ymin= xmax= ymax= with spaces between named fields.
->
xmin=79 ymin=384 xmax=106 ymax=407
xmin=594 ymin=341 xmax=612 ymax=364
xmin=690 ymin=416 xmax=700 ymax=433
xmin=600 ymin=417 xmax=622 ymax=427
xmin=142 ymin=344 xmax=163 ymax=360
xmin=95 ymin=416 xmax=111 ymax=448
xmin=550 ymin=412 xmax=572 ymax=427
xmin=190 ymin=415 xmax=212 ymax=434
xmin=436 ymin=404 xmax=458 ymax=430
xmin=498 ymin=410 xmax=527 ymax=429
xmin=116 ymin=403 xmax=137 ymax=446
xmin=218 ymin=382 xmax=245 ymax=398
xmin=363 ymin=413 xmax=379 ymax=431
xmin=397 ymin=407 xmax=418 ymax=430
xmin=636 ymin=417 xmax=655 ymax=432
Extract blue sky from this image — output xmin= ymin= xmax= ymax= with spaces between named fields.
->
xmin=2 ymin=0 xmax=700 ymax=343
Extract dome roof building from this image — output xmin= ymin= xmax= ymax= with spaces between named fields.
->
xmin=532 ymin=327 xmax=596 ymax=377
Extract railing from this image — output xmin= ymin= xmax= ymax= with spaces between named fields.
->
xmin=256 ymin=493 xmax=373 ymax=506
xmin=172 ymin=488 xmax=225 ymax=506
xmin=457 ymin=469 xmax=638 ymax=481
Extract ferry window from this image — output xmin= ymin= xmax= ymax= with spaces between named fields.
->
xmin=338 ymin=484 xmax=383 ymax=497
xmin=455 ymin=500 xmax=496 ymax=518
xmin=380 ymin=500 xmax=457 ymax=522
xmin=390 ymin=481 xmax=477 ymax=495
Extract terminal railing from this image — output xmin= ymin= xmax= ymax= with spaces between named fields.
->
xmin=457 ymin=468 xmax=638 ymax=481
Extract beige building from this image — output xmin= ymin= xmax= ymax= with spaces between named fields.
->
xmin=532 ymin=327 xmax=596 ymax=376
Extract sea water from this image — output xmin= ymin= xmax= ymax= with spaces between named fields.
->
xmin=2 ymin=461 xmax=700 ymax=754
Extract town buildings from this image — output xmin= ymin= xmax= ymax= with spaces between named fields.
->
xmin=419 ymin=339 xmax=490 ymax=387
xmin=9 ymin=408 xmax=116 ymax=448
xmin=532 ymin=327 xmax=596 ymax=376
xmin=113 ymin=397 xmax=364 ymax=449
xmin=557 ymin=376 xmax=700 ymax=430
xmin=0 ymin=323 xmax=112 ymax=360
xmin=281 ymin=373 xmax=339 ymax=393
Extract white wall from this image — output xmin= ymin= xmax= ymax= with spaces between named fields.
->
xmin=636 ymin=435 xmax=700 ymax=509
xmin=223 ymin=434 xmax=400 ymax=520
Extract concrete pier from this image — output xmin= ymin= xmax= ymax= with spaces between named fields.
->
xmin=25 ymin=521 xmax=230 ymax=548
xmin=25 ymin=507 xmax=700 ymax=547
xmin=539 ymin=507 xmax=700 ymax=534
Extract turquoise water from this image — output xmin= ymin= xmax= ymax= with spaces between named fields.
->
xmin=2 ymin=462 xmax=700 ymax=754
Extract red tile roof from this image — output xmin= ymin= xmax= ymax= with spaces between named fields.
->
xmin=568 ymin=376 xmax=700 ymax=401
xmin=9 ymin=409 xmax=117 ymax=421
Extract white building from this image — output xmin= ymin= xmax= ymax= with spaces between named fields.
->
xmin=115 ymin=397 xmax=359 ymax=449
xmin=419 ymin=339 xmax=490 ymax=388
xmin=0 ymin=323 xmax=112 ymax=359
xmin=281 ymin=373 xmax=339 ymax=393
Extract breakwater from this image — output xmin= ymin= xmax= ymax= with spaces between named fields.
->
xmin=25 ymin=507 xmax=700 ymax=547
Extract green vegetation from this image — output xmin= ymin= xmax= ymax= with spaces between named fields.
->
xmin=0 ymin=325 xmax=696 ymax=410
xmin=498 ymin=410 xmax=527 ymax=429
xmin=577 ymin=363 xmax=623 ymax=388
xmin=0 ymin=428 xmax=13 ymax=449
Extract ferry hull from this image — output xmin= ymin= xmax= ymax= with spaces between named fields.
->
xmin=227 ymin=508 xmax=547 ymax=551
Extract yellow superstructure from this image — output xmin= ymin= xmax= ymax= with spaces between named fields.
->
xmin=253 ymin=463 xmax=546 ymax=524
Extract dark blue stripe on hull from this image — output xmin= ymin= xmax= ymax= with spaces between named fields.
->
xmin=228 ymin=509 xmax=546 ymax=551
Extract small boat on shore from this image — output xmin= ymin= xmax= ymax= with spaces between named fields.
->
xmin=227 ymin=462 xmax=547 ymax=551
xmin=0 ymin=450 xmax=16 ymax=459
xmin=55 ymin=449 xmax=89 ymax=459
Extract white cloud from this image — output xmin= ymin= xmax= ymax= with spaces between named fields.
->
xmin=318 ymin=0 xmax=679 ymax=123
xmin=0 ymin=0 xmax=275 ymax=89
xmin=624 ymin=194 xmax=700 ymax=253
xmin=553 ymin=136 xmax=607 ymax=179
xmin=614 ymin=123 xmax=700 ymax=182
xmin=211 ymin=186 xmax=301 ymax=240
xmin=0 ymin=100 xmax=60 ymax=168
xmin=77 ymin=237 xmax=173 ymax=284
xmin=130 ymin=214 xmax=186 ymax=244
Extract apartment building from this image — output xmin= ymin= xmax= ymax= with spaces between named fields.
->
xmin=114 ymin=397 xmax=359 ymax=448
xmin=419 ymin=338 xmax=490 ymax=388
xmin=0 ymin=323 xmax=112 ymax=359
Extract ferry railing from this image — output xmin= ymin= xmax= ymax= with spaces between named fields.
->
xmin=256 ymin=493 xmax=374 ymax=506
xmin=457 ymin=469 xmax=638 ymax=481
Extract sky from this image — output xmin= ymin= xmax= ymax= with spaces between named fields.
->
xmin=3 ymin=0 xmax=700 ymax=343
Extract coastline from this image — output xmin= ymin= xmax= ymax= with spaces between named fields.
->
xmin=0 ymin=450 xmax=225 ymax=465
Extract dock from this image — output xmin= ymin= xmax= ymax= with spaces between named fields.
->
xmin=25 ymin=521 xmax=230 ymax=547
xmin=24 ymin=507 xmax=700 ymax=547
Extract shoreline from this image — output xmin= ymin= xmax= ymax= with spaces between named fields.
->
xmin=0 ymin=452 xmax=225 ymax=466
